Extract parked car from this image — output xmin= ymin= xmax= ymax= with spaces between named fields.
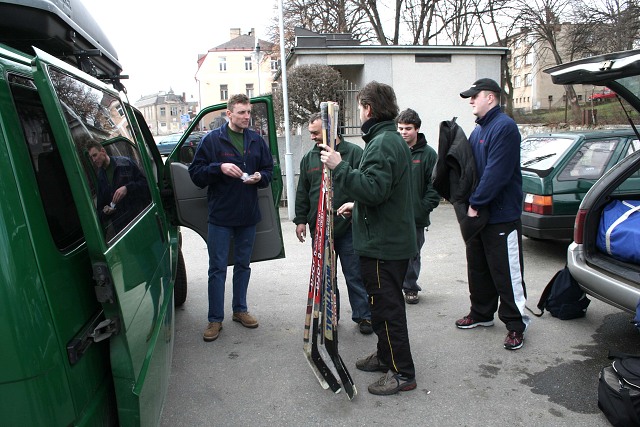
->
xmin=521 ymin=129 xmax=638 ymax=240
xmin=545 ymin=49 xmax=640 ymax=313
xmin=156 ymin=131 xmax=206 ymax=156
xmin=588 ymin=88 xmax=617 ymax=102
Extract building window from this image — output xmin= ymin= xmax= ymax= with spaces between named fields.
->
xmin=514 ymin=56 xmax=523 ymax=69
xmin=160 ymin=107 xmax=166 ymax=117
xmin=414 ymin=54 xmax=451 ymax=63
xmin=514 ymin=75 xmax=522 ymax=88
xmin=525 ymin=52 xmax=533 ymax=65
xmin=219 ymin=57 xmax=227 ymax=71
xmin=246 ymin=83 xmax=254 ymax=98
xmin=220 ymin=84 xmax=228 ymax=101
xmin=271 ymin=82 xmax=278 ymax=92
xmin=270 ymin=57 xmax=279 ymax=71
xmin=245 ymin=57 xmax=253 ymax=71
xmin=525 ymin=74 xmax=532 ymax=86
xmin=171 ymin=106 xmax=178 ymax=116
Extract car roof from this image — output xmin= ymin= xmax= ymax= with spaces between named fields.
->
xmin=524 ymin=128 xmax=638 ymax=139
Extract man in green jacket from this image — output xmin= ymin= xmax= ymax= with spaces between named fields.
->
xmin=294 ymin=112 xmax=372 ymax=335
xmin=396 ymin=108 xmax=440 ymax=304
xmin=320 ymin=81 xmax=418 ymax=396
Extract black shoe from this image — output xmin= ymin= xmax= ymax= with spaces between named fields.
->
xmin=356 ymin=352 xmax=389 ymax=372
xmin=368 ymin=370 xmax=417 ymax=395
xmin=404 ymin=291 xmax=419 ymax=304
xmin=358 ymin=319 xmax=373 ymax=335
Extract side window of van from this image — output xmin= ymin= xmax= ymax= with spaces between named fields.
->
xmin=9 ymin=74 xmax=84 ymax=251
xmin=47 ymin=68 xmax=152 ymax=244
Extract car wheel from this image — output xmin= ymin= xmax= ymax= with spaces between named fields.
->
xmin=174 ymin=249 xmax=187 ymax=307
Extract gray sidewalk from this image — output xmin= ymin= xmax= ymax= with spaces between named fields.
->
xmin=161 ymin=202 xmax=632 ymax=426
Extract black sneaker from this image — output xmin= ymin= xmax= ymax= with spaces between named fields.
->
xmin=455 ymin=315 xmax=494 ymax=329
xmin=404 ymin=291 xmax=419 ymax=304
xmin=368 ymin=370 xmax=417 ymax=396
xmin=355 ymin=352 xmax=389 ymax=372
xmin=358 ymin=319 xmax=373 ymax=335
xmin=504 ymin=330 xmax=524 ymax=350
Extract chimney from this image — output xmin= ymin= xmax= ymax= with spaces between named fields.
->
xmin=182 ymin=92 xmax=186 ymax=102
xmin=230 ymin=28 xmax=241 ymax=39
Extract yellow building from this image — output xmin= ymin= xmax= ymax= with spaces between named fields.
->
xmin=195 ymin=28 xmax=278 ymax=111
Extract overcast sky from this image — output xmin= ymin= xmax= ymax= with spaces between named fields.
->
xmin=83 ymin=1 xmax=278 ymax=103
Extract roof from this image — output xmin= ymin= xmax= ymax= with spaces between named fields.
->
xmin=211 ymin=34 xmax=274 ymax=52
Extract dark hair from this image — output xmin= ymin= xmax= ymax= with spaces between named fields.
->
xmin=227 ymin=94 xmax=250 ymax=111
xmin=396 ymin=108 xmax=421 ymax=128
xmin=86 ymin=141 xmax=103 ymax=152
xmin=357 ymin=81 xmax=399 ymax=121
xmin=308 ymin=112 xmax=322 ymax=124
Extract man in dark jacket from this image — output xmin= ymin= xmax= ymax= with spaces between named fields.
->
xmin=294 ymin=112 xmax=372 ymax=334
xmin=457 ymin=78 xmax=529 ymax=350
xmin=189 ymin=94 xmax=273 ymax=342
xmin=320 ymin=81 xmax=418 ymax=396
xmin=88 ymin=142 xmax=151 ymax=236
xmin=396 ymin=108 xmax=440 ymax=304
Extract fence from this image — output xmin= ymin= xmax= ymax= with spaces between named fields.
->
xmin=338 ymin=80 xmax=360 ymax=137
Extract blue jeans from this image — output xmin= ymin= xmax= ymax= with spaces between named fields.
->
xmin=207 ymin=223 xmax=256 ymax=322
xmin=334 ymin=229 xmax=371 ymax=322
xmin=403 ymin=227 xmax=426 ymax=292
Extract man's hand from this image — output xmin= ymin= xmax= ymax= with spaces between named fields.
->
xmin=337 ymin=202 xmax=354 ymax=218
xmin=296 ymin=224 xmax=307 ymax=243
xmin=242 ymin=172 xmax=262 ymax=185
xmin=467 ymin=206 xmax=479 ymax=217
xmin=319 ymin=144 xmax=342 ymax=170
xmin=221 ymin=162 xmax=243 ymax=178
xmin=112 ymin=185 xmax=128 ymax=204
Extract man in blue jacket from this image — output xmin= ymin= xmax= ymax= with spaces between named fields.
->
xmin=189 ymin=94 xmax=273 ymax=342
xmin=457 ymin=78 xmax=529 ymax=350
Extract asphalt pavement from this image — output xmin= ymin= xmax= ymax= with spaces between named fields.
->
xmin=160 ymin=202 xmax=638 ymax=427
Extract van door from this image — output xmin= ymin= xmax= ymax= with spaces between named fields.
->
xmin=32 ymin=48 xmax=173 ymax=425
xmin=163 ymin=98 xmax=285 ymax=262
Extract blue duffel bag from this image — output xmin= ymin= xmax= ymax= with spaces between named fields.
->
xmin=596 ymin=199 xmax=640 ymax=264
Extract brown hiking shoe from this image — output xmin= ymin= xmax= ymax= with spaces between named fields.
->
xmin=203 ymin=322 xmax=222 ymax=342
xmin=232 ymin=312 xmax=259 ymax=328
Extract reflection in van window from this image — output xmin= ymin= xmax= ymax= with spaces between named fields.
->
xmin=9 ymin=75 xmax=84 ymax=251
xmin=47 ymin=67 xmax=152 ymax=243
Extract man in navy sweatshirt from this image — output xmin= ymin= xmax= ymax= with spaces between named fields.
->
xmin=456 ymin=78 xmax=530 ymax=350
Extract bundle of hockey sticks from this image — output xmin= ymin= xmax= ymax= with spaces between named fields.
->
xmin=302 ymin=101 xmax=356 ymax=400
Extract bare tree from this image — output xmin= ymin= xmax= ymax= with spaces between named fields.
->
xmin=266 ymin=0 xmax=374 ymax=49
xmin=272 ymin=64 xmax=345 ymax=129
xmin=512 ymin=0 xmax=585 ymax=121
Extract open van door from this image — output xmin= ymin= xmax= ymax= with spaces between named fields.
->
xmin=163 ymin=97 xmax=285 ymax=262
xmin=31 ymin=48 xmax=174 ymax=425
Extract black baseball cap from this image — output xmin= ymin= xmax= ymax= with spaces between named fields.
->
xmin=460 ymin=78 xmax=502 ymax=98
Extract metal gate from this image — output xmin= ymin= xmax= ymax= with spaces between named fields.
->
xmin=338 ymin=80 xmax=360 ymax=137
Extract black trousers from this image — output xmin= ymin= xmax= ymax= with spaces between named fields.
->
xmin=465 ymin=220 xmax=529 ymax=333
xmin=360 ymin=256 xmax=415 ymax=379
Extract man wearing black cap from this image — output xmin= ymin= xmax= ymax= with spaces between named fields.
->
xmin=456 ymin=78 xmax=530 ymax=350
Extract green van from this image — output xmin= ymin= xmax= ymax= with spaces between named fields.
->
xmin=0 ymin=1 xmax=284 ymax=425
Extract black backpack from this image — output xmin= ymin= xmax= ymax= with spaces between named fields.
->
xmin=598 ymin=351 xmax=640 ymax=427
xmin=531 ymin=266 xmax=590 ymax=320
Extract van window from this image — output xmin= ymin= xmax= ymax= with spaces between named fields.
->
xmin=9 ymin=74 xmax=84 ymax=251
xmin=47 ymin=67 xmax=152 ymax=244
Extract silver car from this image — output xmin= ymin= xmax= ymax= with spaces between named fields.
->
xmin=545 ymin=50 xmax=640 ymax=313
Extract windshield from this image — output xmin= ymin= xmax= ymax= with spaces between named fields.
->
xmin=521 ymin=136 xmax=574 ymax=171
